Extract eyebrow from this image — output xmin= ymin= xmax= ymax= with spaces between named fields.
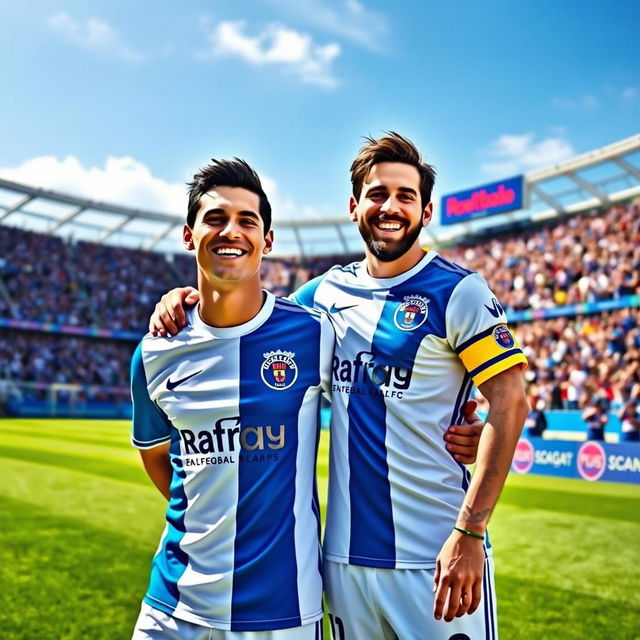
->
xmin=365 ymin=185 xmax=418 ymax=196
xmin=202 ymin=208 xmax=260 ymax=219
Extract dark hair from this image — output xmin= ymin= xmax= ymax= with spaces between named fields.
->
xmin=186 ymin=158 xmax=272 ymax=232
xmin=350 ymin=131 xmax=436 ymax=209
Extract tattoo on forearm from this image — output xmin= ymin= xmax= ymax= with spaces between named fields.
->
xmin=463 ymin=505 xmax=492 ymax=524
xmin=480 ymin=370 xmax=523 ymax=433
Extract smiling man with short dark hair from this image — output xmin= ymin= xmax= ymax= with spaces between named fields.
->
xmin=130 ymin=158 xmax=333 ymax=639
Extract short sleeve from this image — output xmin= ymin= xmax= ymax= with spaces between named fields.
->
xmin=130 ymin=342 xmax=173 ymax=449
xmin=446 ymin=273 xmax=527 ymax=388
xmin=289 ymin=274 xmax=324 ymax=308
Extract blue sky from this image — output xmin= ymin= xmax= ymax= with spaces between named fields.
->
xmin=0 ymin=0 xmax=638 ymax=235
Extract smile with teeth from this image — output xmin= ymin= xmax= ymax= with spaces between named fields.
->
xmin=375 ymin=220 xmax=403 ymax=231
xmin=213 ymin=246 xmax=247 ymax=256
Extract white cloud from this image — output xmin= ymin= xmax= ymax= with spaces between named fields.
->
xmin=204 ymin=20 xmax=340 ymax=88
xmin=49 ymin=12 xmax=145 ymax=62
xmin=481 ymin=133 xmax=575 ymax=176
xmin=0 ymin=156 xmax=185 ymax=214
xmin=0 ymin=155 xmax=324 ymax=223
xmin=262 ymin=0 xmax=388 ymax=52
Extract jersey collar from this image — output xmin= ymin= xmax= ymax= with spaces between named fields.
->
xmin=189 ymin=290 xmax=276 ymax=339
xmin=357 ymin=250 xmax=437 ymax=288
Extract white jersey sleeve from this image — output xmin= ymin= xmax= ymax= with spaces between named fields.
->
xmin=446 ymin=273 xmax=527 ymax=388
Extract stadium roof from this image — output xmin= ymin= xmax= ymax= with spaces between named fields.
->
xmin=1 ymin=134 xmax=639 ymax=257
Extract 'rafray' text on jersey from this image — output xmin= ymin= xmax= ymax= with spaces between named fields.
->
xmin=332 ymin=350 xmax=412 ymax=391
xmin=181 ymin=416 xmax=285 ymax=455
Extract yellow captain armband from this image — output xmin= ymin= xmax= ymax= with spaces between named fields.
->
xmin=457 ymin=324 xmax=527 ymax=387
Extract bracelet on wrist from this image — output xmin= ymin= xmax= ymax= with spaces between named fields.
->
xmin=453 ymin=525 xmax=485 ymax=540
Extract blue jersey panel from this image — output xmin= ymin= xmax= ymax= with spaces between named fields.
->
xmin=345 ymin=259 xmax=472 ymax=567
xmin=346 ymin=366 xmax=394 ymax=566
xmin=231 ymin=304 xmax=321 ymax=631
xmin=145 ymin=428 xmax=190 ymax=614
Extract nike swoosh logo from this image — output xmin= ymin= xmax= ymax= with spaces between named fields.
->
xmin=166 ymin=370 xmax=203 ymax=391
xmin=484 ymin=298 xmax=503 ymax=318
xmin=329 ymin=303 xmax=359 ymax=314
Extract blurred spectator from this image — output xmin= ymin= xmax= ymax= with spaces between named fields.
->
xmin=582 ymin=399 xmax=608 ymax=441
xmin=618 ymin=395 xmax=640 ymax=442
xmin=524 ymin=398 xmax=547 ymax=437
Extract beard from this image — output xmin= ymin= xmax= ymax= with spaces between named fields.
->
xmin=358 ymin=218 xmax=423 ymax=262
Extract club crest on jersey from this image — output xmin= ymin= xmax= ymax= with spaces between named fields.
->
xmin=261 ymin=350 xmax=298 ymax=390
xmin=394 ymin=295 xmax=429 ymax=331
xmin=493 ymin=324 xmax=515 ymax=349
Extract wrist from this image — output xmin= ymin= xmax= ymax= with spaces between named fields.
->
xmin=453 ymin=524 xmax=485 ymax=540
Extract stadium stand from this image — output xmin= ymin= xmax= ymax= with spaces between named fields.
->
xmin=441 ymin=201 xmax=639 ymax=309
xmin=1 ymin=200 xmax=638 ymax=424
xmin=0 ymin=225 xmax=182 ymax=330
xmin=1 ymin=136 xmax=639 ymax=435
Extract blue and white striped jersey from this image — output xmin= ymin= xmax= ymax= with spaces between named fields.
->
xmin=130 ymin=292 xmax=334 ymax=631
xmin=292 ymin=250 xmax=526 ymax=569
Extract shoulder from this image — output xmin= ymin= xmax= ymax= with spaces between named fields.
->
xmin=449 ymin=270 xmax=494 ymax=301
xmin=406 ymin=253 xmax=479 ymax=310
xmin=291 ymin=262 xmax=361 ymax=306
xmin=134 ymin=321 xmax=203 ymax=383
xmin=429 ymin=253 xmax=474 ymax=280
xmin=274 ymin=296 xmax=323 ymax=321
xmin=272 ymin=297 xmax=335 ymax=343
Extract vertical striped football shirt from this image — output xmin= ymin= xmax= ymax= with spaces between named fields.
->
xmin=130 ymin=292 xmax=334 ymax=631
xmin=291 ymin=250 xmax=527 ymax=569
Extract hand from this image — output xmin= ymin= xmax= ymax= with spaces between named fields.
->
xmin=444 ymin=399 xmax=484 ymax=464
xmin=149 ymin=287 xmax=200 ymax=336
xmin=433 ymin=529 xmax=485 ymax=622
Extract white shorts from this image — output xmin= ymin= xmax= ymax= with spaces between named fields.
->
xmin=132 ymin=603 xmax=324 ymax=640
xmin=324 ymin=558 xmax=498 ymax=640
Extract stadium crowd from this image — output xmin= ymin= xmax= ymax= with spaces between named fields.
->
xmin=4 ymin=309 xmax=637 ymax=411
xmin=1 ymin=200 xmax=638 ymax=423
xmin=441 ymin=202 xmax=639 ymax=310
xmin=519 ymin=308 xmax=639 ymax=411
xmin=2 ymin=203 xmax=638 ymax=331
xmin=0 ymin=329 xmax=131 ymax=389
xmin=0 ymin=225 xmax=181 ymax=331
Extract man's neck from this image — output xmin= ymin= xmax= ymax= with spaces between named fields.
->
xmin=365 ymin=243 xmax=427 ymax=279
xmin=198 ymin=278 xmax=265 ymax=328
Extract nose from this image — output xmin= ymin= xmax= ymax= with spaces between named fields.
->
xmin=220 ymin=218 xmax=241 ymax=239
xmin=380 ymin=195 xmax=399 ymax=215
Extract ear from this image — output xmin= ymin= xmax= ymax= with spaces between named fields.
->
xmin=422 ymin=202 xmax=433 ymax=227
xmin=263 ymin=229 xmax=274 ymax=255
xmin=183 ymin=224 xmax=195 ymax=251
xmin=349 ymin=195 xmax=359 ymax=222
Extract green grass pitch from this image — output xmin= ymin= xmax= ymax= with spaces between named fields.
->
xmin=1 ymin=418 xmax=639 ymax=639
